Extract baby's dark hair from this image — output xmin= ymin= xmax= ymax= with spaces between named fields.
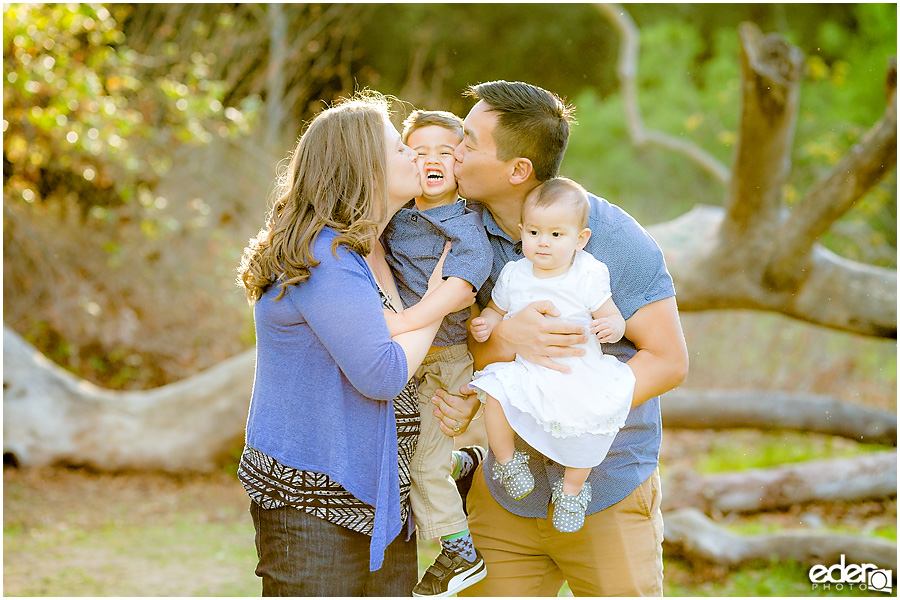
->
xmin=401 ymin=109 xmax=464 ymax=144
xmin=523 ymin=177 xmax=590 ymax=229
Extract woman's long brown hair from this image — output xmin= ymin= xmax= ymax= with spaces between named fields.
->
xmin=238 ymin=92 xmax=390 ymax=303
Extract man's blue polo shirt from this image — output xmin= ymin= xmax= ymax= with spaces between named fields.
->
xmin=473 ymin=193 xmax=675 ymax=517
xmin=383 ymin=199 xmax=492 ymax=348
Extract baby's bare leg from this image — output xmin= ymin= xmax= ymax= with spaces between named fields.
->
xmin=484 ymin=393 xmax=516 ymax=464
xmin=562 ymin=466 xmax=591 ymax=496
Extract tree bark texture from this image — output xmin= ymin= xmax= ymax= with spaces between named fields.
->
xmin=663 ymin=451 xmax=897 ymax=514
xmin=6 ymin=324 xmax=895 ymax=472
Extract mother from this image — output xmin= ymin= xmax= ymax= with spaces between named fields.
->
xmin=235 ymin=92 xmax=477 ymax=596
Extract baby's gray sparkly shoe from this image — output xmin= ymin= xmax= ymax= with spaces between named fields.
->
xmin=491 ymin=450 xmax=534 ymax=500
xmin=551 ymin=479 xmax=592 ymax=533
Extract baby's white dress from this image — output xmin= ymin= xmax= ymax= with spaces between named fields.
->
xmin=470 ymin=251 xmax=635 ymax=468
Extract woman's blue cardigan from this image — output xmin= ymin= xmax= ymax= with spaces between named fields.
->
xmin=245 ymin=227 xmax=410 ymax=571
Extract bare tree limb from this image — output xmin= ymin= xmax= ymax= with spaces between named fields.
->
xmin=594 ymin=12 xmax=896 ymax=338
xmin=664 ymin=451 xmax=897 ymax=514
xmin=722 ymin=22 xmax=805 ymax=240
xmin=662 ymin=389 xmax=897 ymax=446
xmin=595 ymin=3 xmax=730 ymax=185
xmin=765 ymin=62 xmax=898 ymax=290
xmin=664 ymin=508 xmax=897 ymax=572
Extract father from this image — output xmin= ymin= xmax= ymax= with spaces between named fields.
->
xmin=435 ymin=80 xmax=689 ymax=596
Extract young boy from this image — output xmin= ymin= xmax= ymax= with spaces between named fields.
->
xmin=381 ymin=110 xmax=491 ymax=596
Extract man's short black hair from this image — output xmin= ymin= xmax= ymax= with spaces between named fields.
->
xmin=466 ymin=80 xmax=575 ymax=181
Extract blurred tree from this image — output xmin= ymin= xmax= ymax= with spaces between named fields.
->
xmin=119 ymin=3 xmax=368 ymax=143
xmin=353 ymin=3 xmax=618 ymax=114
xmin=598 ymin=6 xmax=895 ymax=337
xmin=563 ymin=4 xmax=896 ymax=271
xmin=2 ymin=4 xmax=256 ymax=214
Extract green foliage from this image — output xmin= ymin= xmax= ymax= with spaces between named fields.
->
xmin=2 ymin=3 xmax=257 ymax=214
xmin=794 ymin=3 xmax=897 ymax=266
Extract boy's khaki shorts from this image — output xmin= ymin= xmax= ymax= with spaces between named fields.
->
xmin=409 ymin=344 xmax=473 ymax=540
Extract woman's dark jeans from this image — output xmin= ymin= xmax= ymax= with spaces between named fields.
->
xmin=250 ymin=500 xmax=417 ymax=596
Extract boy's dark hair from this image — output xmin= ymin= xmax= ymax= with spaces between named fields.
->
xmin=465 ymin=80 xmax=575 ymax=181
xmin=401 ymin=109 xmax=464 ymax=144
xmin=524 ymin=177 xmax=590 ymax=229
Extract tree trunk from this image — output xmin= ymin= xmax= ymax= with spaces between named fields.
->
xmin=2 ymin=325 xmax=253 ymax=472
xmin=664 ymin=508 xmax=897 ymax=572
xmin=664 ymin=451 xmax=897 ymax=514
xmin=264 ymin=3 xmax=287 ymax=150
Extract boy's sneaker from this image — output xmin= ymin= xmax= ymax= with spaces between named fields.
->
xmin=412 ymin=548 xmax=486 ymax=597
xmin=551 ymin=479 xmax=592 ymax=533
xmin=491 ymin=450 xmax=534 ymax=500
xmin=454 ymin=445 xmax=486 ymax=516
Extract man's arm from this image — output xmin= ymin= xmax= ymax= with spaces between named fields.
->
xmin=622 ymin=296 xmax=689 ymax=407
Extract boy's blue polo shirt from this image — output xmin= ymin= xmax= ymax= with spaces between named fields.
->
xmin=383 ymin=199 xmax=492 ymax=348
xmin=473 ymin=193 xmax=676 ymax=518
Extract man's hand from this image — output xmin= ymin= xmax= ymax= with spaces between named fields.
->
xmin=490 ymin=300 xmax=587 ymax=373
xmin=431 ymin=385 xmax=481 ymax=437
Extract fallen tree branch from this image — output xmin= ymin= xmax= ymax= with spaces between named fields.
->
xmin=2 ymin=325 xmax=253 ymax=472
xmin=664 ymin=451 xmax=897 ymax=514
xmin=662 ymin=389 xmax=897 ymax=446
xmin=664 ymin=508 xmax=897 ymax=572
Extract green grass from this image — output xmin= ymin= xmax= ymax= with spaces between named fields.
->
xmin=725 ymin=520 xmax=897 ymax=542
xmin=665 ymin=557 xmax=894 ymax=597
xmin=695 ymin=431 xmax=892 ymax=474
xmin=3 ymin=495 xmax=260 ymax=597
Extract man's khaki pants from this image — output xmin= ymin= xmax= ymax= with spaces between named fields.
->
xmin=459 ymin=467 xmax=664 ymax=597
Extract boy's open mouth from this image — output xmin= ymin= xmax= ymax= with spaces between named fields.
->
xmin=426 ymin=169 xmax=444 ymax=183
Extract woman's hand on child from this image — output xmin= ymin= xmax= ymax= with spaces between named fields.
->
xmin=469 ymin=316 xmax=492 ymax=343
xmin=590 ymin=314 xmax=626 ymax=344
